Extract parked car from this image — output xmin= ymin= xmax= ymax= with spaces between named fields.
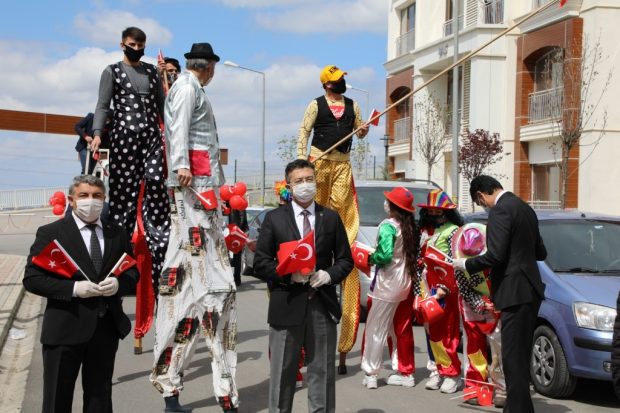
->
xmin=355 ymin=180 xmax=447 ymax=320
xmin=467 ymin=210 xmax=620 ymax=398
xmin=242 ymin=207 xmax=274 ymax=276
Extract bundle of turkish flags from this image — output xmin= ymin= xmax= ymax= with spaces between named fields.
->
xmin=32 ymin=240 xmax=81 ymax=279
xmin=106 ymin=252 xmax=137 ymax=278
xmin=191 ymin=188 xmax=218 ymax=210
xmin=351 ymin=241 xmax=373 ymax=276
xmin=225 ymin=224 xmax=248 ymax=254
xmin=423 ymin=244 xmax=457 ymax=289
xmin=276 ymin=231 xmax=315 ymax=276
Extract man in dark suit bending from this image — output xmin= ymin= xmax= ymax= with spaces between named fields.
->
xmin=453 ymin=175 xmax=547 ymax=413
xmin=254 ymin=159 xmax=353 ymax=413
xmin=24 ymin=175 xmax=139 ymax=413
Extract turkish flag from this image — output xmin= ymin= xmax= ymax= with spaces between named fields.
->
xmin=32 ymin=240 xmax=80 ymax=279
xmin=559 ymin=0 xmax=567 ymax=7
xmin=423 ymin=245 xmax=456 ymax=290
xmin=276 ymin=231 xmax=315 ymax=276
xmin=225 ymin=224 xmax=248 ymax=254
xmin=418 ymin=296 xmax=445 ymax=324
xmin=368 ymin=108 xmax=381 ymax=126
xmin=107 ymin=253 xmax=137 ymax=277
xmin=351 ymin=241 xmax=373 ymax=275
xmin=191 ymin=188 xmax=218 ymax=210
xmin=477 ymin=385 xmax=493 ymax=406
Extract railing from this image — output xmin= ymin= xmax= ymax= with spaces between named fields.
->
xmin=443 ymin=15 xmax=464 ymax=37
xmin=528 ymin=87 xmax=563 ymax=124
xmin=392 ymin=117 xmax=411 ymax=144
xmin=530 ymin=200 xmax=562 ymax=210
xmin=396 ymin=29 xmax=415 ymax=57
xmin=483 ymin=0 xmax=504 ymax=24
xmin=0 ymin=187 xmax=67 ymax=211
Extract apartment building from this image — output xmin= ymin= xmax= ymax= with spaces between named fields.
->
xmin=384 ymin=0 xmax=620 ymax=214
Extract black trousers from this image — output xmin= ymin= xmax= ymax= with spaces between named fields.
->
xmin=42 ymin=315 xmax=120 ymax=413
xmin=500 ymin=298 xmax=541 ymax=413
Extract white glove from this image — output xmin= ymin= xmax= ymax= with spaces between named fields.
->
xmin=291 ymin=271 xmax=309 ymax=284
xmin=74 ymin=281 xmax=102 ymax=298
xmin=99 ymin=277 xmax=119 ymax=296
xmin=309 ymin=270 xmax=331 ymax=288
xmin=453 ymin=258 xmax=467 ymax=272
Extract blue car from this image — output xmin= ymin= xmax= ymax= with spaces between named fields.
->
xmin=467 ymin=210 xmax=619 ymax=398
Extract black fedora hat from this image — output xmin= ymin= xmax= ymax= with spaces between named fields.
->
xmin=184 ymin=43 xmax=220 ymax=62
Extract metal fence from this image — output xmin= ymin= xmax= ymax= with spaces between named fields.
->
xmin=393 ymin=117 xmax=411 ymax=144
xmin=528 ymin=87 xmax=563 ymax=124
xmin=396 ymin=29 xmax=415 ymax=57
xmin=529 ymin=200 xmax=562 ymax=210
xmin=483 ymin=0 xmax=504 ymax=24
xmin=0 ymin=187 xmax=67 ymax=211
xmin=443 ymin=15 xmax=464 ymax=37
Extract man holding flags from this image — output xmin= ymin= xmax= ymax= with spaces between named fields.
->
xmin=149 ymin=42 xmax=239 ymax=413
xmin=23 ymin=175 xmax=139 ymax=413
xmin=254 ymin=159 xmax=353 ymax=413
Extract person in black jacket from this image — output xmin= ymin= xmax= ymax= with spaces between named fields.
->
xmin=23 ymin=175 xmax=139 ymax=413
xmin=612 ymin=290 xmax=620 ymax=400
xmin=74 ymin=112 xmax=110 ymax=174
xmin=453 ymin=175 xmax=547 ymax=413
xmin=254 ymin=159 xmax=353 ymax=413
xmin=228 ymin=206 xmax=248 ymax=286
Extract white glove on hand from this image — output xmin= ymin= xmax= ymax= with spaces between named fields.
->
xmin=291 ymin=271 xmax=309 ymax=284
xmin=309 ymin=270 xmax=331 ymax=289
xmin=453 ymin=258 xmax=467 ymax=272
xmin=74 ymin=281 xmax=102 ymax=298
xmin=99 ymin=277 xmax=119 ymax=296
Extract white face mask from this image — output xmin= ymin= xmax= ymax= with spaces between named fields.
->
xmin=74 ymin=198 xmax=104 ymax=223
xmin=384 ymin=200 xmax=391 ymax=215
xmin=292 ymin=182 xmax=316 ymax=204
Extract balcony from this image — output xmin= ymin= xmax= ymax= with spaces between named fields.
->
xmin=396 ymin=29 xmax=415 ymax=57
xmin=443 ymin=15 xmax=464 ymax=37
xmin=528 ymin=87 xmax=563 ymax=124
xmin=392 ymin=117 xmax=411 ymax=144
xmin=529 ymin=200 xmax=562 ymax=210
xmin=483 ymin=0 xmax=504 ymax=24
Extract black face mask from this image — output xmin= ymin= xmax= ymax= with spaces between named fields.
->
xmin=329 ymin=78 xmax=347 ymax=94
xmin=428 ymin=215 xmax=446 ymax=228
xmin=123 ymin=45 xmax=145 ymax=62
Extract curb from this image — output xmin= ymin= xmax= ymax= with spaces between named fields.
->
xmin=0 ymin=255 xmax=27 ymax=354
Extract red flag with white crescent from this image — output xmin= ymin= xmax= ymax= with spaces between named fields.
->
xmin=276 ymin=230 xmax=316 ymax=276
xmin=108 ymin=252 xmax=137 ymax=277
xmin=351 ymin=241 xmax=373 ymax=275
xmin=190 ymin=187 xmax=218 ymax=210
xmin=32 ymin=239 xmax=81 ymax=279
xmin=225 ymin=224 xmax=248 ymax=254
xmin=423 ymin=244 xmax=457 ymax=290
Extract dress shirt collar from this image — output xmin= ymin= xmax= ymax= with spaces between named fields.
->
xmin=291 ymin=200 xmax=316 ymax=217
xmin=494 ymin=190 xmax=508 ymax=205
xmin=72 ymin=212 xmax=102 ymax=230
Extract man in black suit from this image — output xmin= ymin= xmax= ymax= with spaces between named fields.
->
xmin=24 ymin=175 xmax=139 ymax=413
xmin=254 ymin=159 xmax=353 ymax=413
xmin=74 ymin=112 xmax=110 ymax=174
xmin=453 ymin=175 xmax=546 ymax=413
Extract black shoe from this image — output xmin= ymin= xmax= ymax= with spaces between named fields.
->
xmin=164 ymin=395 xmax=193 ymax=412
xmin=337 ymin=365 xmax=347 ymax=375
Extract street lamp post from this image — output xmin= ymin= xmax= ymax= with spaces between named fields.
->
xmin=346 ymin=84 xmax=370 ymax=119
xmin=224 ymin=60 xmax=266 ymax=206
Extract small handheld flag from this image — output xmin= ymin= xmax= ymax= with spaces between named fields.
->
xmin=368 ymin=109 xmax=381 ymax=126
xmin=32 ymin=240 xmax=90 ymax=281
xmin=106 ymin=252 xmax=137 ymax=278
xmin=276 ymin=231 xmax=316 ymax=276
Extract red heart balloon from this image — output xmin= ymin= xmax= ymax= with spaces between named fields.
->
xmin=219 ymin=185 xmax=234 ymax=201
xmin=232 ymin=182 xmax=247 ymax=196
xmin=229 ymin=195 xmax=248 ymax=211
xmin=52 ymin=204 xmax=65 ymax=216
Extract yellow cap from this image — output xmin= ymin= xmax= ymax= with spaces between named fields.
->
xmin=320 ymin=65 xmax=347 ymax=84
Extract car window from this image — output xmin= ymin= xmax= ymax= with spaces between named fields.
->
xmin=356 ymin=186 xmax=434 ymax=226
xmin=250 ymin=208 xmax=272 ymax=229
xmin=540 ymin=219 xmax=620 ymax=273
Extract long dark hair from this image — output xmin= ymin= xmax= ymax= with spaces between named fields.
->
xmin=418 ymin=207 xmax=465 ymax=228
xmin=388 ymin=201 xmax=419 ymax=282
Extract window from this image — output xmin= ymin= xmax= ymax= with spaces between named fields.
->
xmin=532 ymin=164 xmax=561 ymax=202
xmin=534 ymin=48 xmax=563 ymax=92
xmin=400 ymin=3 xmax=416 ymax=35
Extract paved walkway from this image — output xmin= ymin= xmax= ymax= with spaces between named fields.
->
xmin=0 ymin=255 xmax=27 ymax=353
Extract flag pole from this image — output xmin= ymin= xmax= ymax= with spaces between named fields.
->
xmin=311 ymin=0 xmax=559 ymax=163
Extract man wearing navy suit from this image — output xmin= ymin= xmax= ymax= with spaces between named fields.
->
xmin=24 ymin=175 xmax=139 ymax=413
xmin=254 ymin=159 xmax=353 ymax=413
xmin=453 ymin=175 xmax=547 ymax=413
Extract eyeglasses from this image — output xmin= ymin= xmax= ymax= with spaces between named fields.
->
xmin=291 ymin=176 xmax=315 ymax=185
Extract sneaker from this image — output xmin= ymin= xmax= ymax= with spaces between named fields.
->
xmin=295 ymin=380 xmax=304 ymax=389
xmin=439 ymin=376 xmax=461 ymax=394
xmin=362 ymin=375 xmax=378 ymax=389
xmin=386 ymin=373 xmax=415 ymax=387
xmin=425 ymin=371 xmax=441 ymax=390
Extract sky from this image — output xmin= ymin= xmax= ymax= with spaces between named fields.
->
xmin=0 ymin=0 xmax=389 ymax=190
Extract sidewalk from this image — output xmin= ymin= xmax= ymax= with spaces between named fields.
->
xmin=0 ymin=254 xmax=27 ymax=353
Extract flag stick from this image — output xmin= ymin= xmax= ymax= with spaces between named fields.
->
xmin=311 ymin=0 xmax=559 ymax=163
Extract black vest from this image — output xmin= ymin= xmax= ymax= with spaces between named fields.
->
xmin=110 ymin=62 xmax=159 ymax=134
xmin=311 ymin=95 xmax=355 ymax=154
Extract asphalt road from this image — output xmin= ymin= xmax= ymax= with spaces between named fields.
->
xmin=2 ymin=209 xmax=619 ymax=412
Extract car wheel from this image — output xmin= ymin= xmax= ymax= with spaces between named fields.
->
xmin=530 ymin=325 xmax=577 ymax=398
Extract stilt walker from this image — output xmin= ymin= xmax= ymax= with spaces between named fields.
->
xmin=297 ymin=65 xmax=369 ymax=373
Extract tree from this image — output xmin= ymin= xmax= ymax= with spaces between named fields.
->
xmin=458 ymin=129 xmax=503 ymax=185
xmin=549 ymin=34 xmax=611 ymax=209
xmin=414 ymin=94 xmax=450 ymax=180
xmin=350 ymin=138 xmax=370 ymax=179
xmin=276 ymin=135 xmax=297 ymax=164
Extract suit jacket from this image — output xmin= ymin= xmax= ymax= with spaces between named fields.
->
xmin=23 ymin=214 xmax=139 ymax=345
xmin=253 ymin=202 xmax=353 ymax=326
xmin=466 ymin=192 xmax=547 ymax=310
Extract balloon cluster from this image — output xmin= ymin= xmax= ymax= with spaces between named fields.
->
xmin=220 ymin=182 xmax=248 ymax=212
xmin=49 ymin=191 xmax=67 ymax=216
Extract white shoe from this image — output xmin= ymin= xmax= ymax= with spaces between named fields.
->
xmin=295 ymin=380 xmax=303 ymax=389
xmin=362 ymin=375 xmax=378 ymax=389
xmin=386 ymin=373 xmax=415 ymax=387
xmin=425 ymin=371 xmax=441 ymax=390
xmin=439 ymin=376 xmax=461 ymax=394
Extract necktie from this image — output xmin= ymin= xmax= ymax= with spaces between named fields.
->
xmin=87 ymin=224 xmax=103 ymax=274
xmin=301 ymin=210 xmax=311 ymax=237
